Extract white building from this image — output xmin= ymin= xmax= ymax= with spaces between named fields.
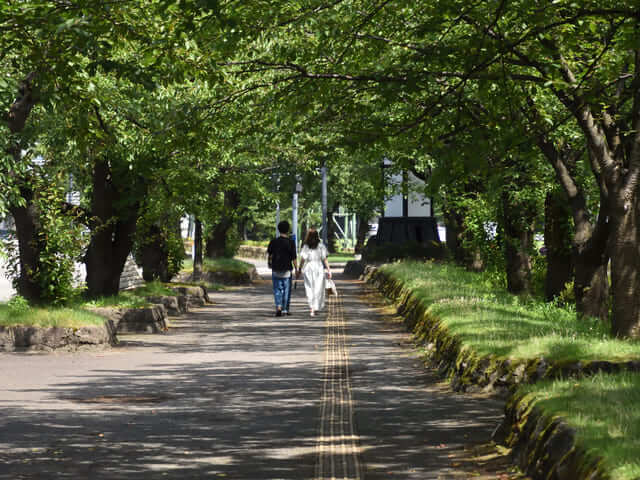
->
xmin=376 ymin=158 xmax=440 ymax=244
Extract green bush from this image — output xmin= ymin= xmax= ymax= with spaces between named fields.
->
xmin=3 ymin=177 xmax=85 ymax=305
xmin=7 ymin=295 xmax=30 ymax=314
xmin=223 ymin=227 xmax=242 ymax=258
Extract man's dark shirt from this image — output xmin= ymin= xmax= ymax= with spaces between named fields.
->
xmin=267 ymin=236 xmax=296 ymax=272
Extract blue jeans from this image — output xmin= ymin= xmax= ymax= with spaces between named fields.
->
xmin=272 ymin=274 xmax=291 ymax=312
xmin=285 ymin=277 xmax=292 ymax=312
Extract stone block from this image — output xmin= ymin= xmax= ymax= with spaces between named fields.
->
xmin=147 ymin=295 xmax=181 ymax=316
xmin=116 ymin=305 xmax=167 ymax=333
xmin=0 ymin=321 xmax=117 ymax=351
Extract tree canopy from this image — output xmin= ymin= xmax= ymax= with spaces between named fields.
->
xmin=2 ymin=1 xmax=640 ymax=336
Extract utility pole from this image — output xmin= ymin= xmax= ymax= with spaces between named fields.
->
xmin=273 ymin=173 xmax=280 ymax=237
xmin=321 ymin=160 xmax=328 ymax=245
xmin=292 ymin=176 xmax=302 ymax=252
xmin=193 ymin=218 xmax=203 ymax=281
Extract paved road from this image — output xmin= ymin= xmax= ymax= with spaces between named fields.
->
xmin=0 ymin=262 xmax=517 ymax=479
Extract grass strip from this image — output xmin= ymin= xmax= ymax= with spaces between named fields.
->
xmin=328 ymin=253 xmax=355 ymax=263
xmin=379 ymin=261 xmax=640 ymax=363
xmin=0 ymin=305 xmax=106 ymax=328
xmin=182 ymin=257 xmax=254 ymax=274
xmin=171 ymin=281 xmax=224 ymax=291
xmin=79 ymin=280 xmax=177 ymax=309
xmin=240 ymin=240 xmax=269 ymax=247
xmin=519 ymin=372 xmax=640 ymax=480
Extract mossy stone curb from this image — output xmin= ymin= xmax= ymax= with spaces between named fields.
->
xmin=0 ymin=321 xmax=117 ymax=351
xmin=147 ymin=295 xmax=184 ymax=316
xmin=496 ymin=392 xmax=609 ymax=480
xmin=365 ymin=264 xmax=626 ymax=480
xmin=169 ymin=285 xmax=211 ymax=307
xmin=366 ymin=266 xmax=640 ymax=394
xmin=90 ymin=305 xmax=168 ymax=334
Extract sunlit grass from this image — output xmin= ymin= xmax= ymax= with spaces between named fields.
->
xmin=240 ymin=240 xmax=269 ymax=247
xmin=328 ymin=253 xmax=356 ymax=263
xmin=204 ymin=257 xmax=254 ymax=273
xmin=182 ymin=257 xmax=253 ymax=274
xmin=0 ymin=304 xmax=106 ymax=328
xmin=380 ymin=261 xmax=640 ymax=362
xmin=79 ymin=281 xmax=177 ymax=309
xmin=170 ymin=281 xmax=224 ymax=291
xmin=520 ymin=373 xmax=640 ymax=480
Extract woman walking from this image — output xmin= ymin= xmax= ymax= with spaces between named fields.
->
xmin=296 ymin=228 xmax=331 ymax=316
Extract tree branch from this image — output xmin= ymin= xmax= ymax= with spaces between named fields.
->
xmin=622 ymin=48 xmax=640 ymax=199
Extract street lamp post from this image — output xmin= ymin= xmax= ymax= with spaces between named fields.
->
xmin=321 ymin=161 xmax=328 ymax=245
xmin=273 ymin=173 xmax=280 ymax=237
xmin=292 ymin=177 xmax=302 ymax=252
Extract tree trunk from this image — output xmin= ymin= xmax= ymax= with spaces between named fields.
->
xmin=354 ymin=215 xmax=369 ymax=253
xmin=205 ymin=189 xmax=241 ymax=258
xmin=573 ymin=245 xmax=609 ymax=321
xmin=140 ymin=224 xmax=169 ymax=282
xmin=443 ymin=207 xmax=466 ymax=264
xmin=84 ymin=160 xmax=138 ymax=298
xmin=85 ymin=218 xmax=137 ymax=297
xmin=608 ymin=200 xmax=640 ymax=337
xmin=544 ymin=189 xmax=574 ymax=301
xmin=5 ymin=73 xmax=42 ymax=301
xmin=501 ymin=190 xmax=535 ymax=294
xmin=532 ymin=141 xmax=610 ymax=320
xmin=205 ymin=218 xmax=233 ymax=258
xmin=193 ymin=218 xmax=203 ymax=280
xmin=8 ymin=72 xmax=37 ymax=134
xmin=570 ymin=201 xmax=610 ymax=322
xmin=8 ymin=189 xmax=43 ymax=303
xmin=443 ymin=204 xmax=484 ymax=271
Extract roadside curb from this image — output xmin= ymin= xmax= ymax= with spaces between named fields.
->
xmin=0 ymin=321 xmax=117 ymax=351
xmin=364 ymin=264 xmax=614 ymax=480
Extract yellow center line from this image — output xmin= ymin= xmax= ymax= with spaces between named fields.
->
xmin=315 ymin=293 xmax=362 ymax=480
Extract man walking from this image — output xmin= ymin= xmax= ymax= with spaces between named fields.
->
xmin=267 ymin=221 xmax=298 ymax=316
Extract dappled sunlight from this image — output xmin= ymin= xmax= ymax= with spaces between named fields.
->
xmin=0 ymin=269 xmax=524 ymax=479
xmin=521 ymin=373 xmax=640 ymax=479
xmin=381 ymin=261 xmax=640 ymax=363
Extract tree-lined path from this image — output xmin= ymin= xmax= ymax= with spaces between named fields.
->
xmin=0 ymin=265 xmax=516 ymax=479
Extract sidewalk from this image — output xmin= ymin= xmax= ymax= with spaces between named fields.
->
xmin=0 ymin=262 xmax=521 ymax=479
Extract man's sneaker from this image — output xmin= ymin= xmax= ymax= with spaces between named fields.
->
xmin=285 ymin=311 xmax=292 ymax=316
xmin=275 ymin=310 xmax=282 ymax=317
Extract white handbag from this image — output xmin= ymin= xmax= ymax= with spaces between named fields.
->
xmin=325 ymin=278 xmax=338 ymax=296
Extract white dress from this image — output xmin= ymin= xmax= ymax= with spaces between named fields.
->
xmin=301 ymin=244 xmax=328 ymax=312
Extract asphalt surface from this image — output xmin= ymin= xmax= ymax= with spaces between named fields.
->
xmin=0 ymin=260 xmax=515 ymax=479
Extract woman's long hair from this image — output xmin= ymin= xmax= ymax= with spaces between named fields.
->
xmin=303 ymin=228 xmax=320 ymax=249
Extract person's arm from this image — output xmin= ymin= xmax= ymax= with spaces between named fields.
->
xmin=323 ymin=258 xmax=332 ymax=279
xmin=296 ymin=246 xmax=305 ymax=277
xmin=267 ymin=241 xmax=273 ymax=268
xmin=322 ymin=246 xmax=331 ymax=278
xmin=291 ymin=240 xmax=298 ymax=272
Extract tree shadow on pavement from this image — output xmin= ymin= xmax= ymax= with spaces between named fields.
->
xmin=0 ymin=359 xmax=322 ymax=479
xmin=341 ymin=277 xmax=528 ymax=479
